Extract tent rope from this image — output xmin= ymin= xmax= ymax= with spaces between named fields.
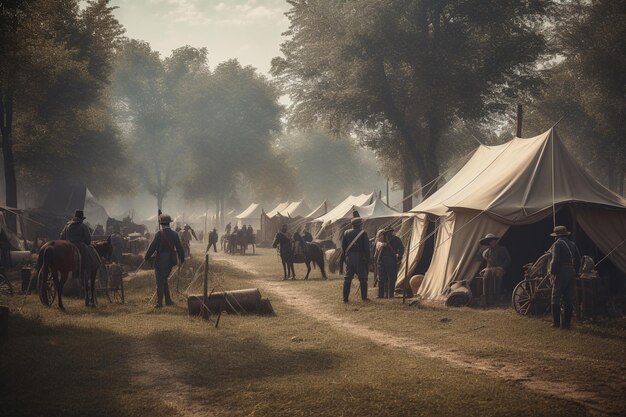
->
xmin=594 ymin=238 xmax=626 ymax=268
xmin=551 ymin=128 xmax=556 ymax=229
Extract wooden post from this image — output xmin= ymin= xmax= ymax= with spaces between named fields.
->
xmin=386 ymin=178 xmax=390 ymax=205
xmin=202 ymin=254 xmax=209 ymax=320
xmin=516 ymin=104 xmax=523 ymax=138
xmin=402 ymin=234 xmax=412 ymax=304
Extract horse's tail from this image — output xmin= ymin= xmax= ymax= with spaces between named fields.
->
xmin=38 ymin=244 xmax=54 ymax=305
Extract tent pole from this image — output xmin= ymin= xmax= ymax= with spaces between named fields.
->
xmin=516 ymin=104 xmax=523 ymax=138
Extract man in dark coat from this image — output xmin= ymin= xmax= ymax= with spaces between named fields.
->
xmin=60 ymin=210 xmax=98 ymax=277
xmin=225 ymin=222 xmax=232 ymax=235
xmin=375 ymin=226 xmax=405 ymax=298
xmin=549 ymin=225 xmax=580 ymax=329
xmin=207 ymin=228 xmax=219 ymax=253
xmin=341 ymin=217 xmax=370 ymax=303
xmin=144 ymin=214 xmax=185 ymax=308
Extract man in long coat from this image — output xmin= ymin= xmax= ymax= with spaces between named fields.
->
xmin=341 ymin=217 xmax=370 ymax=303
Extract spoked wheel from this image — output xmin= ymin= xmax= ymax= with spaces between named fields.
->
xmin=38 ymin=270 xmax=56 ymax=307
xmin=512 ymin=277 xmax=551 ymax=316
xmin=0 ymin=274 xmax=14 ymax=297
xmin=106 ymin=265 xmax=125 ymax=304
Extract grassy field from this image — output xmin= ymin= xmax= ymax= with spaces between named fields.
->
xmin=1 ymin=244 xmax=624 ymax=417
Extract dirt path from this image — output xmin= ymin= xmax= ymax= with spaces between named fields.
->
xmin=214 ymin=252 xmax=625 ymax=417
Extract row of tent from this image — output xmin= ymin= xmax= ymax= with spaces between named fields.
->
xmin=233 ymin=128 xmax=626 ymax=302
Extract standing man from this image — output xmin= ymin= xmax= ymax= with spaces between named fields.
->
xmin=225 ymin=222 xmax=232 ymax=235
xmin=110 ymin=227 xmax=125 ymax=264
xmin=207 ymin=228 xmax=219 ymax=253
xmin=181 ymin=224 xmax=196 ymax=258
xmin=341 ymin=217 xmax=370 ymax=303
xmin=549 ymin=225 xmax=580 ymax=329
xmin=477 ymin=233 xmax=511 ymax=300
xmin=375 ymin=226 xmax=405 ymax=298
xmin=144 ymin=214 xmax=185 ymax=308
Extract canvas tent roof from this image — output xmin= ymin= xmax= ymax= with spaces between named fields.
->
xmin=236 ymin=203 xmax=263 ymax=219
xmin=313 ymin=193 xmax=375 ymax=225
xmin=266 ymin=201 xmax=292 ymax=218
xmin=282 ymin=200 xmax=311 ymax=218
xmin=403 ymin=128 xmax=626 ymax=301
xmin=306 ymin=201 xmax=330 ymax=219
xmin=357 ymin=198 xmax=405 ymax=219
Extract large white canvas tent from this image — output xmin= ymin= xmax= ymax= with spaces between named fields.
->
xmin=313 ymin=194 xmax=406 ymax=243
xmin=401 ymin=128 xmax=626 ymax=301
xmin=235 ymin=203 xmax=263 ymax=231
xmin=260 ymin=200 xmax=313 ymax=242
xmin=312 ymin=193 xmax=375 ymax=231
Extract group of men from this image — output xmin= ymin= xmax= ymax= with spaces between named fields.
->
xmin=476 ymin=225 xmax=579 ymax=329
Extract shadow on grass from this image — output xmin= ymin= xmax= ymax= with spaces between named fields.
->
xmin=147 ymin=329 xmax=341 ymax=388
xmin=0 ymin=314 xmax=175 ymax=417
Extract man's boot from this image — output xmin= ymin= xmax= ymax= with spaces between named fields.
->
xmin=343 ymin=279 xmax=351 ymax=303
xmin=360 ymin=279 xmax=369 ymax=301
xmin=562 ymin=305 xmax=572 ymax=329
xmin=155 ymin=287 xmax=163 ymax=308
xmin=164 ymin=283 xmax=174 ymax=306
xmin=551 ymin=304 xmax=560 ymax=328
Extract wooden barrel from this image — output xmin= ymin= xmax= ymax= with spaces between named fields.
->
xmin=445 ymin=285 xmax=472 ymax=307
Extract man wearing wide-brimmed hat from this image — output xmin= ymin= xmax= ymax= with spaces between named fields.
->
xmin=144 ymin=214 xmax=185 ymax=308
xmin=477 ymin=233 xmax=511 ymax=300
xmin=60 ymin=210 xmax=98 ymax=278
xmin=341 ymin=216 xmax=370 ymax=303
xmin=549 ymin=225 xmax=580 ymax=329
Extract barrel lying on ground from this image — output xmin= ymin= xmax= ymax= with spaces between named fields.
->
xmin=187 ymin=288 xmax=274 ymax=316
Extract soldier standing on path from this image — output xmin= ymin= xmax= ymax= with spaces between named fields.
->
xmin=341 ymin=217 xmax=370 ymax=303
xmin=207 ymin=228 xmax=218 ymax=253
xmin=144 ymin=214 xmax=185 ymax=308
xmin=549 ymin=225 xmax=580 ymax=329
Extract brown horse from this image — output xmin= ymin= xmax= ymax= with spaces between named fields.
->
xmin=36 ymin=237 xmax=112 ymax=310
xmin=293 ymin=242 xmax=327 ymax=280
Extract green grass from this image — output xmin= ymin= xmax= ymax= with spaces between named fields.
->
xmin=0 ymin=244 xmax=623 ymax=416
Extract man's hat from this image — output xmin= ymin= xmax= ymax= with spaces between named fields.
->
xmin=352 ymin=210 xmax=360 ymax=218
xmin=74 ymin=209 xmax=86 ymax=219
xmin=382 ymin=226 xmax=395 ymax=234
xmin=479 ymin=233 xmax=499 ymax=245
xmin=350 ymin=217 xmax=363 ymax=225
xmin=550 ymin=225 xmax=570 ymax=237
xmin=159 ymin=214 xmax=172 ymax=225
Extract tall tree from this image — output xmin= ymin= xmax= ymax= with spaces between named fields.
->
xmin=113 ymin=41 xmax=209 ymax=209
xmin=179 ymin=60 xmax=286 ymax=225
xmin=527 ymin=0 xmax=626 ymax=194
xmin=1 ymin=0 xmax=127 ymax=212
xmin=272 ymin=0 xmax=551 ymax=210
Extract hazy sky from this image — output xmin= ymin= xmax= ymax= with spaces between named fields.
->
xmin=111 ymin=0 xmax=290 ymax=75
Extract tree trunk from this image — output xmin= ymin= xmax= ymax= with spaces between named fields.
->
xmin=215 ymin=198 xmax=220 ymax=230
xmin=219 ymin=195 xmax=225 ymax=230
xmin=402 ymin=174 xmax=413 ymax=212
xmin=157 ymin=193 xmax=163 ymax=211
xmin=1 ymin=91 xmax=18 ymax=231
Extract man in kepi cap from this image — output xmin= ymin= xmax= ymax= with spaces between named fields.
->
xmin=549 ymin=225 xmax=580 ymax=329
xmin=144 ymin=214 xmax=185 ymax=308
xmin=341 ymin=217 xmax=370 ymax=303
xmin=477 ymin=233 xmax=511 ymax=301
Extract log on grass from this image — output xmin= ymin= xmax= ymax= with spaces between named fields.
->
xmin=187 ymin=288 xmax=274 ymax=316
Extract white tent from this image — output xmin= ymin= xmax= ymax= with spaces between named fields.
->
xmin=313 ymin=193 xmax=375 ymax=227
xmin=235 ymin=203 xmax=263 ymax=230
xmin=84 ymin=189 xmax=110 ymax=229
xmin=266 ymin=201 xmax=292 ymax=218
xmin=306 ymin=201 xmax=330 ymax=219
xmin=401 ymin=128 xmax=626 ymax=300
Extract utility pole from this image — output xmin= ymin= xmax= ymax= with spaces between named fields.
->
xmin=386 ymin=178 xmax=390 ymax=205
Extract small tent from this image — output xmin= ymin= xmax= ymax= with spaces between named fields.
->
xmin=401 ymin=128 xmax=626 ymax=301
xmin=260 ymin=200 xmax=313 ymax=242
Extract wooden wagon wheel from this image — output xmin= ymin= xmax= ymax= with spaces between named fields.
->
xmin=0 ymin=273 xmax=14 ymax=297
xmin=38 ymin=269 xmax=56 ymax=307
xmin=512 ymin=277 xmax=551 ymax=315
xmin=99 ymin=266 xmax=113 ymax=303
xmin=105 ymin=265 xmax=125 ymax=304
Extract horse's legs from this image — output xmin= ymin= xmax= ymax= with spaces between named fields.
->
xmin=56 ymin=271 xmax=65 ymax=311
xmin=318 ymin=258 xmax=327 ymax=279
xmin=290 ymin=261 xmax=296 ymax=279
xmin=83 ymin=268 xmax=90 ymax=307
xmin=90 ymin=270 xmax=97 ymax=306
xmin=304 ymin=261 xmax=311 ymax=280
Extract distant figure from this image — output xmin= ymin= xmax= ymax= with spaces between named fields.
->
xmin=293 ymin=229 xmax=305 ymax=259
xmin=549 ymin=226 xmax=580 ymax=329
xmin=94 ymin=224 xmax=105 ymax=236
xmin=144 ymin=215 xmax=185 ymax=308
xmin=184 ymin=224 xmax=198 ymax=240
xmin=225 ymin=222 xmax=232 ymax=235
xmin=341 ymin=217 xmax=370 ymax=303
xmin=352 ymin=210 xmax=360 ymax=218
xmin=207 ymin=228 xmax=218 ymax=253
xmin=477 ymin=233 xmax=510 ymax=300
xmin=375 ymin=226 xmax=404 ymax=298
xmin=110 ymin=227 xmax=124 ymax=264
